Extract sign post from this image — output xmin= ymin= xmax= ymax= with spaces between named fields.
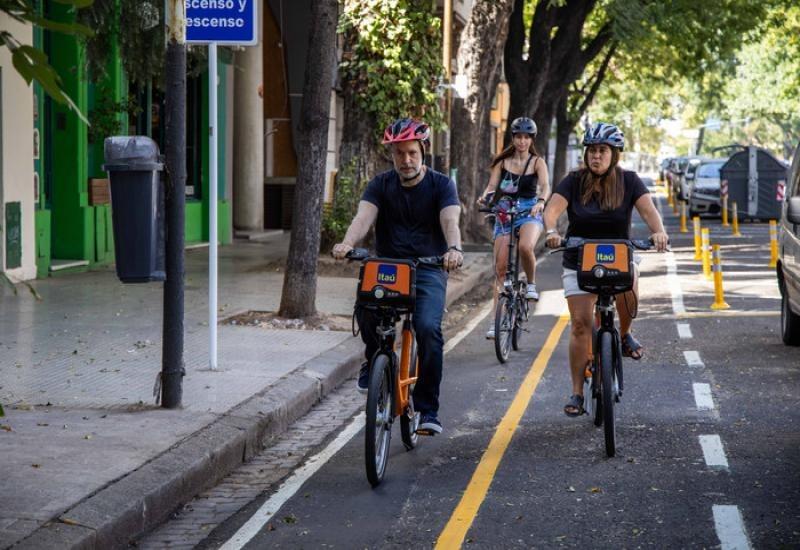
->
xmin=187 ymin=0 xmax=258 ymax=370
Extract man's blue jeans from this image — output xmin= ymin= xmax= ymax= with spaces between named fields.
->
xmin=357 ymin=266 xmax=447 ymax=414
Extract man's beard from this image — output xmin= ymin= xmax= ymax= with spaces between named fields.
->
xmin=400 ymin=166 xmax=422 ymax=181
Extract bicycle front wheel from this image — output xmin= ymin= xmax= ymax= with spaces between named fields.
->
xmin=365 ymin=354 xmax=393 ymax=486
xmin=599 ymin=331 xmax=616 ymax=457
xmin=494 ymin=295 xmax=514 ymax=363
xmin=511 ymin=295 xmax=525 ymax=351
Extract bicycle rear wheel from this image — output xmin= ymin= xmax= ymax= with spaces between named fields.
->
xmin=494 ymin=295 xmax=514 ymax=363
xmin=599 ymin=331 xmax=616 ymax=457
xmin=400 ymin=340 xmax=419 ymax=451
xmin=365 ymin=354 xmax=393 ymax=486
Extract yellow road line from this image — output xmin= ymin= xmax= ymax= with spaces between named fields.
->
xmin=435 ymin=313 xmax=570 ymax=549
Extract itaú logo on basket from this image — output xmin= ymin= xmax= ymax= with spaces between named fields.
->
xmin=595 ymin=245 xmax=616 ymax=264
xmin=377 ymin=264 xmax=398 ymax=284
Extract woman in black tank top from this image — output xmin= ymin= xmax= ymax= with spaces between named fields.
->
xmin=478 ymin=117 xmax=550 ymax=338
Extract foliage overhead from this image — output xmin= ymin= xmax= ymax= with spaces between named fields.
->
xmin=587 ymin=0 xmax=794 ymax=156
xmin=338 ymin=0 xmax=445 ymax=139
xmin=1 ymin=0 xmax=94 ymax=123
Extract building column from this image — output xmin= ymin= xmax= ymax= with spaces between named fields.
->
xmin=233 ymin=0 xmax=264 ymax=231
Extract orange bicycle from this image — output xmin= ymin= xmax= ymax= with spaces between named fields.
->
xmin=347 ymin=249 xmax=444 ymax=486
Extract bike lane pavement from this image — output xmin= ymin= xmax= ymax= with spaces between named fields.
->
xmin=0 ymin=239 xmax=494 ymax=550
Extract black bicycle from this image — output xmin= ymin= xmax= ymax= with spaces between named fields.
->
xmin=552 ymin=237 xmax=657 ymax=457
xmin=346 ymin=248 xmax=444 ymax=486
xmin=481 ymin=198 xmax=531 ymax=363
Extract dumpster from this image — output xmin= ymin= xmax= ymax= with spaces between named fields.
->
xmin=719 ymin=146 xmax=788 ymax=221
xmin=102 ymin=136 xmax=165 ymax=283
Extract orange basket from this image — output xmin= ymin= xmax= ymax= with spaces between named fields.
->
xmin=577 ymin=240 xmax=634 ymax=294
xmin=357 ymin=259 xmax=417 ymax=311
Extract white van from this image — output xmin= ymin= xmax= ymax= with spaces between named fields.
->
xmin=778 ymin=143 xmax=800 ymax=345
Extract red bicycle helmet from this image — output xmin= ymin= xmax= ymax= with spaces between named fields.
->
xmin=382 ymin=118 xmax=431 ymax=148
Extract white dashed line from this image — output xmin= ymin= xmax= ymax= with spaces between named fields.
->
xmin=713 ymin=505 xmax=752 ymax=550
xmin=684 ymin=350 xmax=704 ymax=367
xmin=677 ymin=323 xmax=693 ymax=339
xmin=699 ymin=435 xmax=729 ymax=469
xmin=665 ymin=252 xmax=686 ymax=314
xmin=693 ymin=383 xmax=716 ymax=410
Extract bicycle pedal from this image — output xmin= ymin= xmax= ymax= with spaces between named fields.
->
xmin=415 ymin=428 xmax=437 ymax=436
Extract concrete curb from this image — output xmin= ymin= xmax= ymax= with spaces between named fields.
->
xmin=13 ymin=254 xmax=494 ymax=550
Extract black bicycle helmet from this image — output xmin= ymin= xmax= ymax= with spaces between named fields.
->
xmin=510 ymin=117 xmax=537 ymax=136
xmin=583 ymin=122 xmax=625 ymax=151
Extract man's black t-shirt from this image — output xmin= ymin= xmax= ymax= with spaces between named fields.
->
xmin=553 ymin=169 xmax=650 ymax=270
xmin=362 ymin=168 xmax=460 ymax=259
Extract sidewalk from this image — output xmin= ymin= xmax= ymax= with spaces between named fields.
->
xmin=0 ymin=237 xmax=493 ymax=549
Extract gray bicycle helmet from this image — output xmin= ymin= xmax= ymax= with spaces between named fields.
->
xmin=510 ymin=117 xmax=537 ymax=136
xmin=583 ymin=122 xmax=625 ymax=151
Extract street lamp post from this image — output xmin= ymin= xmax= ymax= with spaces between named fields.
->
xmin=161 ymin=0 xmax=188 ymax=408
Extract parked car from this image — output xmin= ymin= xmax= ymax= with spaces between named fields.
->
xmin=659 ymin=157 xmax=673 ymax=182
xmin=667 ymin=156 xmax=689 ymax=197
xmin=667 ymin=156 xmax=702 ymax=201
xmin=688 ymin=158 xmax=727 ymax=217
xmin=777 ymin=142 xmax=800 ymax=345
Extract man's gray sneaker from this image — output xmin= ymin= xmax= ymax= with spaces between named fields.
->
xmin=417 ymin=412 xmax=442 ymax=435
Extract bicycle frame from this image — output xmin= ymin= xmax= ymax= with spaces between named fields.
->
xmin=368 ymin=306 xmax=418 ymax=420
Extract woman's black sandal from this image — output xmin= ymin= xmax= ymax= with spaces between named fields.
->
xmin=621 ymin=333 xmax=644 ymax=360
xmin=564 ymin=394 xmax=585 ymax=417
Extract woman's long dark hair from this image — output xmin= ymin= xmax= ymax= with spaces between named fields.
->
xmin=490 ymin=138 xmax=539 ymax=168
xmin=577 ymin=147 xmax=623 ymax=210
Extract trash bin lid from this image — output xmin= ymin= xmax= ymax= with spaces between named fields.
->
xmin=104 ymin=136 xmax=162 ymax=165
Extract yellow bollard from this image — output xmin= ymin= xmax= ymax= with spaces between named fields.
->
xmin=710 ymin=244 xmax=730 ymax=310
xmin=701 ymin=228 xmax=712 ymax=280
xmin=693 ymin=216 xmax=702 ymax=260
xmin=721 ymin=195 xmax=729 ymax=227
xmin=769 ymin=219 xmax=779 ymax=268
xmin=667 ymin=187 xmax=674 ymax=208
xmin=731 ymin=201 xmax=741 ymax=237
xmin=680 ymin=202 xmax=688 ymax=233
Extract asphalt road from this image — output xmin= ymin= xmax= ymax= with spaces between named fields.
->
xmin=155 ymin=183 xmax=800 ymax=549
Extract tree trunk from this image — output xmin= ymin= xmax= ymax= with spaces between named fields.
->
xmin=533 ymin=93 xmax=557 ymax=165
xmin=278 ymin=0 xmax=339 ymax=319
xmin=507 ymin=0 xmax=607 ymax=147
xmin=553 ymin=92 xmax=572 ymax=186
xmin=450 ymin=0 xmax=515 ymax=241
xmin=338 ymin=87 xmax=385 ymax=192
xmin=505 ymin=0 xmax=558 ymax=141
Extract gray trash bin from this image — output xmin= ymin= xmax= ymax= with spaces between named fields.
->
xmin=102 ymin=136 xmax=165 ymax=283
xmin=720 ymin=146 xmax=788 ymax=221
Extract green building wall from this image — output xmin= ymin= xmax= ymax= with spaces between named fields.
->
xmin=33 ymin=7 xmax=232 ymax=278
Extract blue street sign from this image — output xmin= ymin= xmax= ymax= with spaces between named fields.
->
xmin=185 ymin=0 xmax=258 ymax=45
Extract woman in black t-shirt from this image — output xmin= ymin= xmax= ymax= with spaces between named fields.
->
xmin=543 ymin=122 xmax=668 ymax=417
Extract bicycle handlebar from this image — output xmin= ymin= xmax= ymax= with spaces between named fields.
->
xmin=548 ymin=236 xmax=668 ymax=254
xmin=344 ymin=248 xmax=448 ymax=267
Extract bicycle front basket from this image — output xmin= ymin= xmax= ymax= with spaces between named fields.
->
xmin=577 ymin=240 xmax=634 ymax=294
xmin=357 ymin=259 xmax=417 ymax=310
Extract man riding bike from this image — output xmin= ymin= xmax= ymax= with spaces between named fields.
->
xmin=332 ymin=118 xmax=463 ymax=435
